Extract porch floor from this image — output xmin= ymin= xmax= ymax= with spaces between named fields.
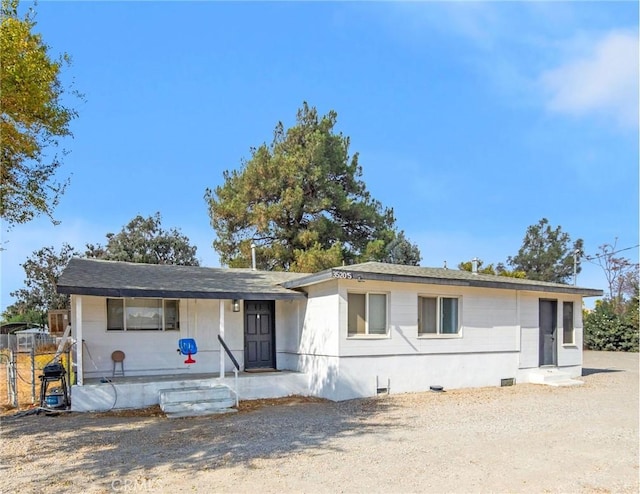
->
xmin=83 ymin=370 xmax=293 ymax=385
xmin=74 ymin=369 xmax=310 ymax=412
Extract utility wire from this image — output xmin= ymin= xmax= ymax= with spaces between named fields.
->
xmin=584 ymin=244 xmax=640 ymax=263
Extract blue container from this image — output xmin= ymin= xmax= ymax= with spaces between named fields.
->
xmin=44 ymin=393 xmax=64 ymax=408
xmin=45 ymin=387 xmax=65 ymax=408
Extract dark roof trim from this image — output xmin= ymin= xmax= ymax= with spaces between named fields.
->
xmin=282 ymin=267 xmax=603 ymax=297
xmin=353 ymin=272 xmax=602 ymax=296
xmin=281 ymin=270 xmax=331 ymax=288
xmin=57 ymin=285 xmax=306 ymax=300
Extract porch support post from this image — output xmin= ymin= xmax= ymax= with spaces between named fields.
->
xmin=219 ymin=299 xmax=225 ymax=378
xmin=515 ymin=291 xmax=522 ymax=368
xmin=75 ymin=295 xmax=84 ymax=386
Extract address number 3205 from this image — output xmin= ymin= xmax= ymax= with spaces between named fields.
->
xmin=332 ymin=271 xmax=353 ymax=279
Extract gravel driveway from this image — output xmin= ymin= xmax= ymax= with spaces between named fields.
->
xmin=1 ymin=350 xmax=638 ymax=494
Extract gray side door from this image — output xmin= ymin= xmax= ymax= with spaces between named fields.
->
xmin=244 ymin=301 xmax=275 ymax=370
xmin=539 ymin=299 xmax=558 ymax=366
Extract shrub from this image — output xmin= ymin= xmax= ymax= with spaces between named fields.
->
xmin=584 ymin=303 xmax=639 ymax=352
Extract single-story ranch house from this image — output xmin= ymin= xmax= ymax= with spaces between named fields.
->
xmin=56 ymin=258 xmax=602 ymax=413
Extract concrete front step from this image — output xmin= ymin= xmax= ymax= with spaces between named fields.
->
xmin=159 ymin=384 xmax=237 ymax=418
xmin=543 ymin=379 xmax=584 ymax=387
xmin=159 ymin=385 xmax=232 ymax=404
xmin=528 ymin=368 xmax=584 ymax=387
xmin=163 ymin=400 xmax=238 ymax=418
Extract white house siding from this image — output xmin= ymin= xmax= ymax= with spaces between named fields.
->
xmin=70 ymin=278 xmax=588 ymax=403
xmin=555 ymin=294 xmax=583 ymax=377
xmin=275 ymin=299 xmax=305 ymax=370
xmin=517 ymin=292 xmax=584 ymax=377
xmin=74 ymin=294 xmax=308 ymax=380
xmin=219 ymin=300 xmax=244 ymax=371
xmin=334 ymin=352 xmax=519 ymax=401
xmin=290 ymin=280 xmax=523 ymax=400
xmin=73 ymin=296 xmax=251 ymax=379
xmin=302 ymin=279 xmax=590 ymax=401
xmin=181 ymin=299 xmax=219 ymax=372
xmin=337 ymin=281 xmax=519 ymax=356
xmin=290 ymin=282 xmax=341 ymax=398
xmin=74 ymin=295 xmax=196 ymax=378
xmin=518 ymin=292 xmax=540 ymax=369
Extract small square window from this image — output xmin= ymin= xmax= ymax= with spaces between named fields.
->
xmin=348 ymin=293 xmax=388 ymax=336
xmin=419 ymin=296 xmax=460 ymax=335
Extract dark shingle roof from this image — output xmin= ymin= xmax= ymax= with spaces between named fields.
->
xmin=57 ymin=258 xmax=308 ymax=300
xmin=58 ymin=259 xmax=603 ymax=300
xmin=282 ymin=261 xmax=603 ymax=297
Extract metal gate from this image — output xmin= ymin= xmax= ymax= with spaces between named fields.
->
xmin=0 ymin=334 xmax=72 ymax=408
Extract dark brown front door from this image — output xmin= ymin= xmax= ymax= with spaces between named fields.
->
xmin=244 ymin=301 xmax=275 ymax=370
xmin=539 ymin=299 xmax=558 ymax=366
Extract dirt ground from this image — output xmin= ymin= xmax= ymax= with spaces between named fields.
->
xmin=1 ymin=351 xmax=638 ymax=494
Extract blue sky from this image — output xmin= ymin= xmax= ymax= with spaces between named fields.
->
xmin=1 ymin=1 xmax=638 ymax=311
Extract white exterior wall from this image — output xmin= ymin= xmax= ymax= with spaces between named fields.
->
xmin=298 ymin=279 xmax=586 ymax=401
xmin=518 ymin=292 xmax=584 ymax=374
xmin=337 ymin=280 xmax=519 ymax=356
xmin=275 ymin=299 xmax=306 ymax=370
xmin=291 ymin=282 xmax=341 ymax=399
xmin=335 ymin=352 xmax=519 ymax=401
xmin=219 ymin=300 xmax=244 ymax=371
xmin=70 ymin=278 xmax=587 ymax=403
xmin=72 ymin=295 xmax=249 ymax=379
xmin=518 ymin=292 xmax=540 ymax=369
xmin=312 ymin=280 xmax=523 ymax=400
xmin=557 ymin=294 xmax=583 ymax=370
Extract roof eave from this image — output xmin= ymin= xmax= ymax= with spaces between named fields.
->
xmin=281 ymin=269 xmax=334 ymax=289
xmin=282 ymin=269 xmax=603 ymax=297
xmin=57 ymin=285 xmax=307 ymax=300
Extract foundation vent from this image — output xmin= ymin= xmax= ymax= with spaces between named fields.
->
xmin=501 ymin=378 xmax=516 ymax=387
xmin=376 ymin=376 xmax=390 ymax=395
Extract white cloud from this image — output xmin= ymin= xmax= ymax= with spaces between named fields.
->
xmin=540 ymin=30 xmax=639 ymax=128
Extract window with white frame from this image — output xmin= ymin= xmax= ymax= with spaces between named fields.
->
xmin=563 ymin=301 xmax=574 ymax=344
xmin=107 ymin=298 xmax=180 ymax=331
xmin=347 ymin=292 xmax=388 ymax=336
xmin=418 ymin=296 xmax=460 ymax=335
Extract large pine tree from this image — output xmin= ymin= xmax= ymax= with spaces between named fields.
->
xmin=205 ymin=103 xmax=420 ymax=271
xmin=507 ymin=218 xmax=583 ymax=283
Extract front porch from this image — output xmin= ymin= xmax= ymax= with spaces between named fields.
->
xmin=72 ymin=370 xmax=310 ymax=412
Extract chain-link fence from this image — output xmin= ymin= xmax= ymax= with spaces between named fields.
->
xmin=0 ymin=334 xmax=73 ymax=408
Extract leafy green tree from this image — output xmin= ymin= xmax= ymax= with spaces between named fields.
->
xmin=456 ymin=259 xmax=526 ymax=278
xmin=381 ymin=231 xmax=421 ymax=266
xmin=1 ymin=0 xmax=80 ymax=226
xmin=507 ymin=218 xmax=583 ymax=283
xmin=583 ymin=242 xmax=639 ymax=351
xmin=0 ymin=304 xmax=45 ymax=326
xmin=205 ymin=102 xmax=420 ymax=271
xmin=495 ymin=263 xmax=527 ymax=278
xmin=623 ymin=283 xmax=639 ymax=332
xmin=583 ymin=300 xmax=639 ymax=352
xmin=2 ymin=243 xmax=77 ymax=324
xmin=85 ymin=213 xmax=200 ymax=265
xmin=589 ymin=241 xmax=639 ymax=315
